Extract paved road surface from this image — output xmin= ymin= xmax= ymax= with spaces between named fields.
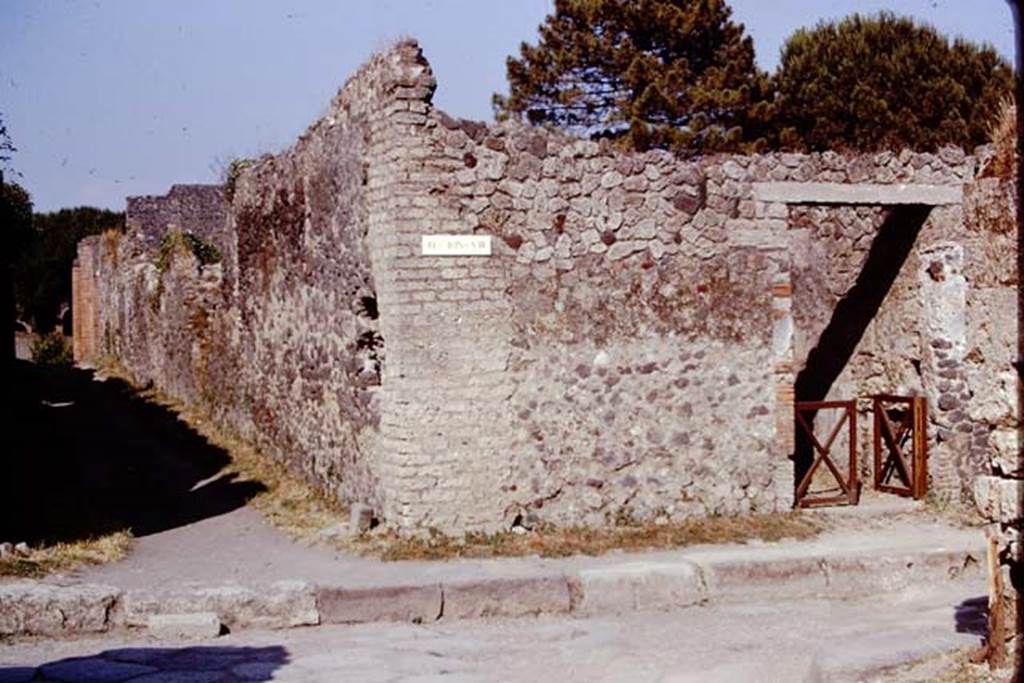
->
xmin=0 ymin=579 xmax=986 ymax=682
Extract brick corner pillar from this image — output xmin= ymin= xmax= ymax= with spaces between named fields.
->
xmin=72 ymin=238 xmax=100 ymax=364
xmin=71 ymin=256 xmax=82 ymax=362
xmin=363 ymin=42 xmax=516 ymax=534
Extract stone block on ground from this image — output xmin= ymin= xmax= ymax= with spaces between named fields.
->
xmin=441 ymin=576 xmax=572 ymax=619
xmin=349 ymin=504 xmax=375 ymax=534
xmin=147 ymin=612 xmax=222 ymax=639
xmin=317 ymin=584 xmax=442 ymax=624
xmin=0 ymin=582 xmax=120 ymax=636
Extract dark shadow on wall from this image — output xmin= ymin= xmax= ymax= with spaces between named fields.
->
xmin=792 ymin=204 xmax=932 ymax=487
xmin=0 ymin=646 xmax=288 ymax=682
xmin=0 ymin=360 xmax=265 ymax=545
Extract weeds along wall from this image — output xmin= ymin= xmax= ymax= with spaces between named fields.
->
xmin=75 ymin=40 xmax=1016 ymax=534
xmin=126 ymin=184 xmax=227 ymax=251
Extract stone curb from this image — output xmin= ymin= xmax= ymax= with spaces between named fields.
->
xmin=0 ymin=543 xmax=984 ymax=639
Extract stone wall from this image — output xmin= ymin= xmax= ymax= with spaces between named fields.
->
xmin=968 ymin=172 xmax=1019 ymax=536
xmin=126 ymin=184 xmax=227 ymax=251
xmin=75 ymin=40 xmax=1016 ymax=534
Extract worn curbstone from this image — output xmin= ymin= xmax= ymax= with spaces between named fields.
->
xmin=572 ymin=561 xmax=706 ymax=616
xmin=0 ymin=582 xmax=120 ymax=637
xmin=120 ymin=581 xmax=318 ymax=630
xmin=147 ymin=612 xmax=222 ymax=639
xmin=441 ymin=576 xmax=572 ymax=619
xmin=700 ymin=557 xmax=829 ymax=602
xmin=823 ymin=549 xmax=982 ymax=596
xmin=316 ymin=584 xmax=442 ymax=624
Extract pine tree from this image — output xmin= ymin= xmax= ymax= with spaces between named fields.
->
xmin=493 ymin=0 xmax=773 ymax=155
xmin=774 ymin=12 xmax=1014 ymax=152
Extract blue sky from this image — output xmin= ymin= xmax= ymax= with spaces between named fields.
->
xmin=0 ymin=1 xmax=1016 ymax=212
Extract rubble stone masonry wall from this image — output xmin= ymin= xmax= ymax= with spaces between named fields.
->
xmin=74 ymin=41 xmax=1017 ymax=534
xmin=125 ymin=184 xmax=227 ymax=251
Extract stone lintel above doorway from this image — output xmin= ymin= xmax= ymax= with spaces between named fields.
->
xmin=753 ymin=182 xmax=963 ymax=206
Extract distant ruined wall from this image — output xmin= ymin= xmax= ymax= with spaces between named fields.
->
xmin=82 ymin=43 xmax=434 ymax=511
xmin=126 ymin=184 xmax=227 ymax=251
xmin=74 ymin=40 xmax=1016 ymax=534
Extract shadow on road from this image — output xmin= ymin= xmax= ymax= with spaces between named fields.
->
xmin=955 ymin=595 xmax=990 ymax=637
xmin=0 ymin=645 xmax=288 ymax=682
xmin=0 ymin=360 xmax=265 ymax=544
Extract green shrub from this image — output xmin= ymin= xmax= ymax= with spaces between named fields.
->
xmin=30 ymin=330 xmax=73 ymax=367
xmin=156 ymin=231 xmax=221 ymax=275
xmin=224 ymin=158 xmax=255 ymax=202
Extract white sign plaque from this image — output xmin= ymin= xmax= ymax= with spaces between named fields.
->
xmin=421 ymin=234 xmax=492 ymax=256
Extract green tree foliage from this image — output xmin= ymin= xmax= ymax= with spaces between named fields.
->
xmin=493 ymin=0 xmax=774 ymax=154
xmin=2 ymin=181 xmax=33 ymax=362
xmin=0 ymin=114 xmax=14 ymax=177
xmin=2 ymin=182 xmax=33 ymax=269
xmin=773 ymin=12 xmax=1014 ymax=152
xmin=14 ymin=207 xmax=124 ymax=332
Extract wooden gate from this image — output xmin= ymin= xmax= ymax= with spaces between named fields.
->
xmin=872 ymin=394 xmax=928 ymax=499
xmin=794 ymin=400 xmax=860 ymax=508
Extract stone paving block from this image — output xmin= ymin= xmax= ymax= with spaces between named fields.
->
xmin=0 ymin=582 xmax=119 ymax=636
xmin=230 ymin=661 xmax=280 ymax=680
xmin=39 ymin=657 xmax=157 ymax=682
xmin=317 ymin=583 xmax=442 ymax=624
xmin=147 ymin=613 xmax=221 ymax=640
xmin=0 ymin=668 xmax=36 ymax=683
xmin=441 ymin=576 xmax=572 ymax=619
xmin=131 ymin=672 xmax=224 ymax=683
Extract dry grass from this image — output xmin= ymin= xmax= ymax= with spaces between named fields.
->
xmin=99 ymin=359 xmax=347 ymax=545
xmin=97 ymin=361 xmax=824 ymax=562
xmin=133 ymin=386 xmax=347 ymax=544
xmin=982 ymin=96 xmax=1017 ymax=180
xmin=343 ymin=512 xmax=823 ymax=562
xmin=96 ymin=359 xmax=343 ymax=544
xmin=0 ymin=531 xmax=133 ymax=580
xmin=874 ymin=647 xmax=1011 ymax=683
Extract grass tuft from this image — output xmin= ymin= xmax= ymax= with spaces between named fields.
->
xmin=982 ymin=96 xmax=1016 ymax=180
xmin=346 ymin=512 xmax=823 ymax=562
xmin=97 ymin=362 xmax=823 ymax=562
xmin=0 ymin=531 xmax=133 ymax=579
xmin=141 ymin=398 xmax=346 ymax=544
xmin=123 ymin=380 xmax=347 ymax=545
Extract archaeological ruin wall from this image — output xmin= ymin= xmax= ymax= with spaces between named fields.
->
xmin=125 ymin=184 xmax=228 ymax=251
xmin=74 ymin=40 xmax=1018 ymax=534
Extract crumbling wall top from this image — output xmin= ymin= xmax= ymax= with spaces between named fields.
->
xmin=126 ymin=183 xmax=227 ymax=251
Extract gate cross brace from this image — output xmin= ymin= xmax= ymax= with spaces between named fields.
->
xmin=878 ymin=408 xmax=914 ymax=488
xmin=795 ymin=409 xmax=851 ymax=500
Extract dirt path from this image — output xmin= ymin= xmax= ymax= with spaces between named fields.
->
xmin=3 ymin=361 xmax=262 ymax=548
